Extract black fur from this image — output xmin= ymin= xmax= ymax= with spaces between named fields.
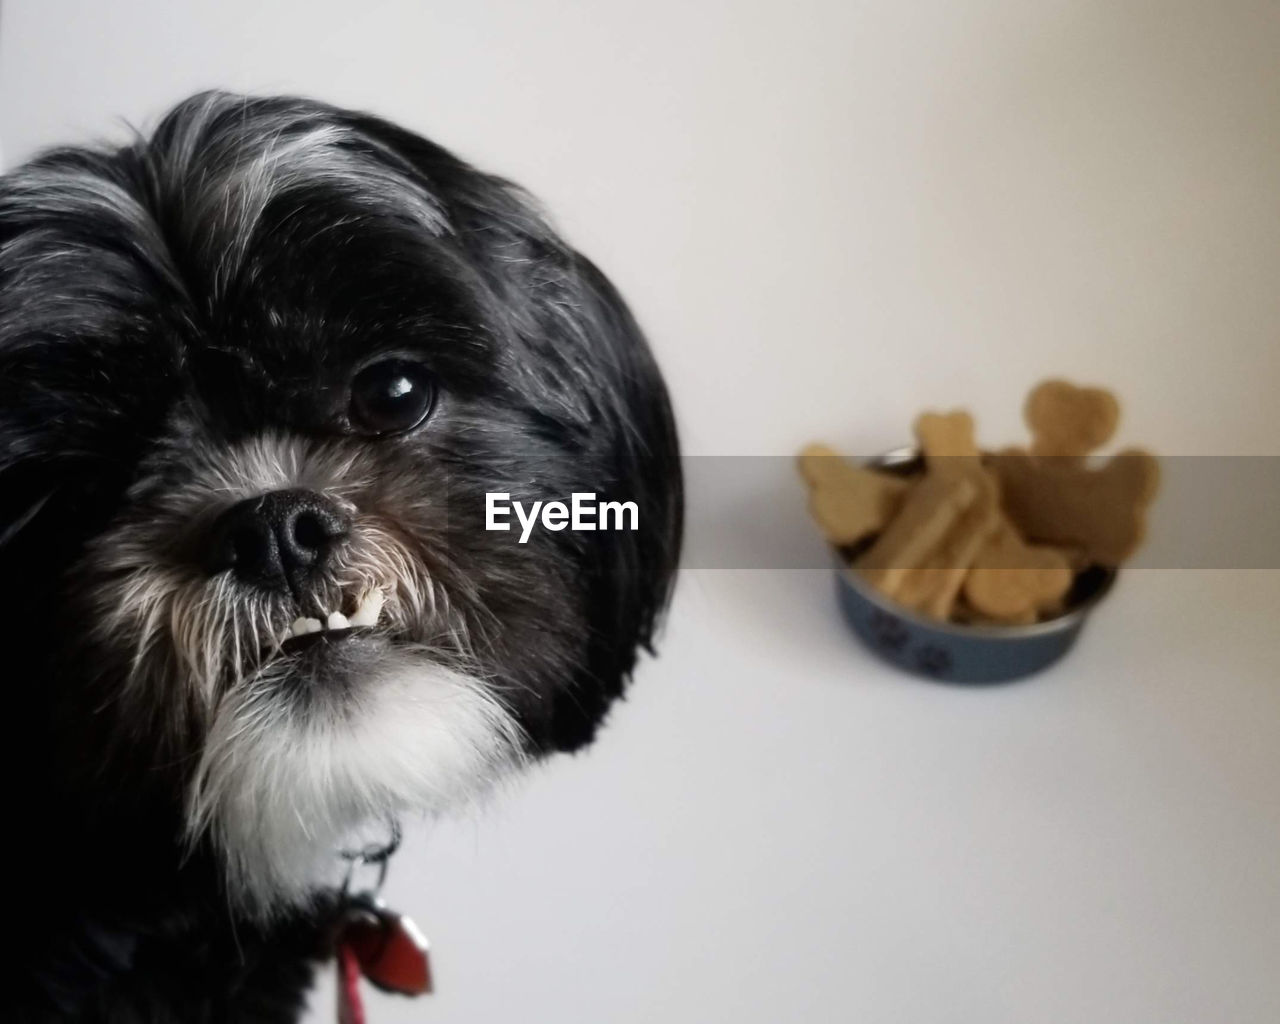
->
xmin=0 ymin=92 xmax=681 ymax=1021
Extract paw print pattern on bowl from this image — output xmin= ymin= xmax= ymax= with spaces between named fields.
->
xmin=913 ymin=645 xmax=953 ymax=677
xmin=867 ymin=609 xmax=909 ymax=653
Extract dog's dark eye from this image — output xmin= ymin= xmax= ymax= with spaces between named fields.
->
xmin=349 ymin=359 xmax=437 ymax=436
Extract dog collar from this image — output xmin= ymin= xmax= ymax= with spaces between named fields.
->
xmin=333 ymin=825 xmax=432 ymax=1024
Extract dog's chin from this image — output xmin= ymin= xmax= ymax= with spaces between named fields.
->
xmin=272 ymin=629 xmax=399 ymax=697
xmin=186 ymin=637 xmax=526 ymax=918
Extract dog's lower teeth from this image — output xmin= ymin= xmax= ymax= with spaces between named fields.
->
xmin=280 ymin=592 xmax=383 ymax=647
xmin=289 ymin=617 xmax=323 ymax=638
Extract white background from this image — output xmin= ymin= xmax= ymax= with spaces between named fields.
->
xmin=3 ymin=2 xmax=1279 ymax=1022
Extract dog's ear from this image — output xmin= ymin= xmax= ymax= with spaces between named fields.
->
xmin=541 ymin=253 xmax=683 ymax=751
xmin=332 ymin=107 xmax=683 ymax=751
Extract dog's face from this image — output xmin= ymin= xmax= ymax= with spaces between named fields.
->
xmin=0 ymin=93 xmax=680 ymax=912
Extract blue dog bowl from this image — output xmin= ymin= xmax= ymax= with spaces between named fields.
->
xmin=834 ymin=450 xmax=1116 ymax=684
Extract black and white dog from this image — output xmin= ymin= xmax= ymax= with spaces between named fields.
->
xmin=1 ymin=92 xmax=681 ymax=1021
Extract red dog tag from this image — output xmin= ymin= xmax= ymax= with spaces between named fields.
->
xmin=335 ymin=892 xmax=433 ymax=1024
xmin=343 ymin=902 xmax=432 ymax=995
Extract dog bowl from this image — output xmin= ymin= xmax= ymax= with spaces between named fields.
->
xmin=833 ymin=449 xmax=1116 ymax=684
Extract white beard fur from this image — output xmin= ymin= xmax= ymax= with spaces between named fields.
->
xmin=186 ymin=650 xmax=526 ymax=915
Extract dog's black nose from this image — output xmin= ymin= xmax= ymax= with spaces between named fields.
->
xmin=206 ymin=489 xmax=350 ymax=594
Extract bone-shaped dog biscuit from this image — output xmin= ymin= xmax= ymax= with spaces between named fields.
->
xmin=964 ymin=522 xmax=1074 ymax=622
xmin=914 ymin=410 xmax=981 ymax=479
xmin=796 ymin=444 xmax=910 ymax=546
xmin=893 ymin=469 xmax=1001 ymax=620
xmin=855 ymin=473 xmax=979 ymax=600
xmin=898 ymin=410 xmax=1002 ymax=619
xmin=1025 ymin=379 xmax=1120 ymax=460
xmin=989 ymin=447 xmax=1159 ymax=567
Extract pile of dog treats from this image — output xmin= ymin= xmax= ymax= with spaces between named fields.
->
xmin=797 ymin=380 xmax=1159 ymax=625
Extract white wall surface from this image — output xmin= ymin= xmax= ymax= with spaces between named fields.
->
xmin=4 ymin=3 xmax=1279 ymax=1022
